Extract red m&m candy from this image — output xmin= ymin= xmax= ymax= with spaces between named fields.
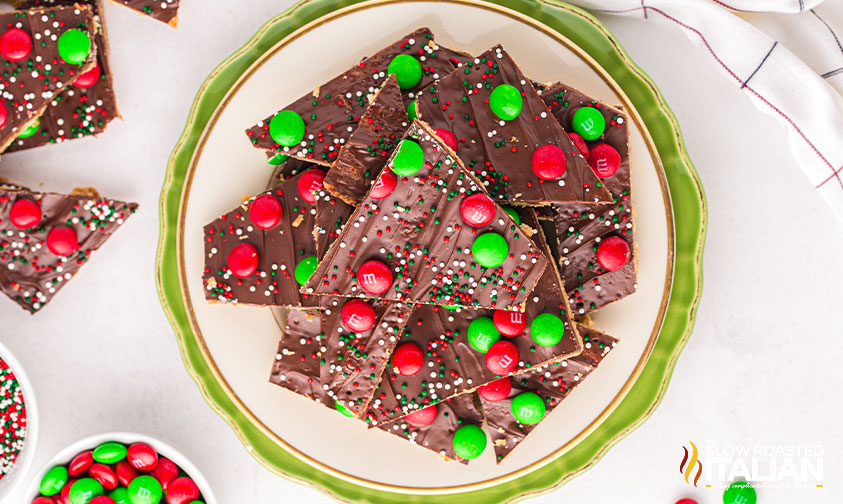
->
xmin=89 ymin=463 xmax=118 ymax=491
xmin=492 ymin=309 xmax=526 ymax=337
xmin=74 ymin=63 xmax=101 ymax=88
xmin=60 ymin=478 xmax=77 ymax=503
xmin=89 ymin=497 xmax=116 ymax=504
xmin=370 ymin=169 xmax=397 ymax=200
xmin=115 ymin=460 xmax=137 ymax=487
xmin=588 ymin=143 xmax=621 ymax=178
xmin=485 ymin=340 xmax=518 ymax=375
xmin=404 ymin=405 xmax=437 ymax=427
xmin=32 ymin=497 xmax=58 ymax=504
xmin=297 ymin=169 xmax=325 ymax=204
xmin=460 ymin=193 xmax=495 ymax=227
xmin=675 ymin=500 xmax=698 ymax=504
xmin=127 ymin=442 xmax=158 ymax=471
xmin=357 ymin=260 xmax=392 ymax=295
xmin=149 ymin=457 xmax=178 ymax=491
xmin=596 ymin=236 xmax=630 ymax=271
xmin=568 ymin=132 xmax=589 ymax=159
xmin=249 ymin=193 xmax=283 ymax=229
xmin=226 ymin=243 xmax=259 ymax=278
xmin=166 ymin=477 xmax=200 ymax=504
xmin=531 ymin=144 xmax=567 ymax=180
xmin=46 ymin=227 xmax=79 ymax=257
xmin=0 ymin=102 xmax=7 ymax=129
xmin=340 ymin=299 xmax=376 ymax=333
xmin=68 ymin=451 xmax=93 ymax=477
xmin=9 ymin=198 xmax=41 ymax=229
xmin=434 ymin=128 xmax=458 ymax=152
xmin=393 ymin=342 xmax=423 ymax=376
xmin=478 ymin=377 xmax=512 ymax=402
xmin=0 ymin=28 xmax=32 ymax=61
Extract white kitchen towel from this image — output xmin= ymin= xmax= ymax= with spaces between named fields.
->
xmin=567 ymin=0 xmax=843 ymax=221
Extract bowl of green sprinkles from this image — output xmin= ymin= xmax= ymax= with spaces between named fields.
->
xmin=0 ymin=340 xmax=38 ymax=502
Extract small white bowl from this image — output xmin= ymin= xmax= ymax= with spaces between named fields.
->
xmin=0 ymin=340 xmax=39 ymax=503
xmin=23 ymin=432 xmax=216 ymax=503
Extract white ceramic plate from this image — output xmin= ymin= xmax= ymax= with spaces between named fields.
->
xmin=179 ymin=1 xmax=669 ymax=489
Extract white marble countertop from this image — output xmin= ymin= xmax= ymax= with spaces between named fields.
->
xmin=0 ymin=1 xmax=840 ymax=502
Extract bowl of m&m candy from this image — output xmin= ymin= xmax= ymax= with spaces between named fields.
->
xmin=26 ymin=433 xmax=215 ymax=504
xmin=0 ymin=340 xmax=38 ymax=502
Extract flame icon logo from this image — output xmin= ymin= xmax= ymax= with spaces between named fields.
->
xmin=680 ymin=441 xmax=703 ymax=486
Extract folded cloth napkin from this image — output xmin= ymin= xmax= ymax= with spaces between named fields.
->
xmin=568 ymin=0 xmax=843 ymax=221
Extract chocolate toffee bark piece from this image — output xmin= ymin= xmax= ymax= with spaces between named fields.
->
xmin=269 ymin=309 xmax=333 ymax=408
xmin=377 ymin=393 xmax=487 ymax=464
xmin=539 ymin=82 xmax=630 ymax=198
xmin=9 ymin=0 xmax=118 ymax=151
xmin=245 ymin=28 xmax=469 ymax=164
xmin=104 ymin=0 xmax=178 ymax=27
xmin=0 ymin=4 xmax=98 ymax=152
xmin=314 ymin=189 xmax=353 ymax=260
xmin=202 ymin=169 xmax=325 ymax=308
xmin=319 ymin=296 xmax=411 ymax=417
xmin=303 ymin=120 xmax=548 ymax=310
xmin=323 ymin=74 xmax=408 ymax=205
xmin=415 ymin=45 xmax=612 ymax=206
xmin=479 ymin=324 xmax=618 ymax=462
xmin=554 ymin=203 xmax=635 ymax=316
xmin=0 ymin=185 xmax=137 ymax=313
xmin=538 ymin=82 xmax=635 ymax=315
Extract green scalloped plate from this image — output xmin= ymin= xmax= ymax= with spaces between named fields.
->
xmin=156 ymin=0 xmax=705 ymax=501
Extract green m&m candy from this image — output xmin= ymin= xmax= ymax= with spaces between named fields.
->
xmin=452 ymin=424 xmax=486 ymax=459
xmin=18 ymin=118 xmax=39 ymax=139
xmin=267 ymin=153 xmax=289 ymax=166
xmin=502 ymin=206 xmax=520 ymax=225
xmin=390 ymin=139 xmax=424 ymax=176
xmin=406 ymin=99 xmax=418 ymax=121
xmin=511 ymin=392 xmax=546 ymax=425
xmin=69 ymin=478 xmax=104 ymax=504
xmin=269 ymin=110 xmax=305 ymax=147
xmin=571 ymin=106 xmax=605 ymax=141
xmin=92 ymin=442 xmax=127 ymax=464
xmin=109 ymin=487 xmax=131 ymax=504
xmin=489 ymin=84 xmax=522 ymax=121
xmin=467 ymin=316 xmax=502 ymax=353
xmin=127 ymin=475 xmax=163 ymax=504
xmin=387 ymin=54 xmax=422 ymax=90
xmin=40 ymin=465 xmax=69 ymax=496
xmin=57 ymin=29 xmax=91 ymax=64
xmin=472 ymin=232 xmax=509 ymax=268
xmin=335 ymin=400 xmax=354 ymax=417
xmin=723 ymin=481 xmax=756 ymax=504
xmin=530 ymin=313 xmax=565 ymax=347
xmin=295 ymin=256 xmax=318 ymax=286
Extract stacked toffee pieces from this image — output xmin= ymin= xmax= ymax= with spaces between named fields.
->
xmin=204 ymin=29 xmax=634 ymax=464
